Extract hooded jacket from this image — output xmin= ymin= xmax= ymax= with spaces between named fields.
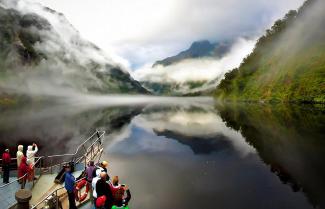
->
xmin=26 ymin=145 xmax=38 ymax=165
xmin=18 ymin=157 xmax=29 ymax=180
xmin=110 ymin=183 xmax=125 ymax=203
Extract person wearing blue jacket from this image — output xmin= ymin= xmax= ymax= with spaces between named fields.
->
xmin=65 ymin=164 xmax=77 ymax=209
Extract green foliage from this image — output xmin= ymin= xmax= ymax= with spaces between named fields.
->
xmin=215 ymin=0 xmax=325 ymax=103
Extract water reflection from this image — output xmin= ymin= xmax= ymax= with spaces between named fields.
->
xmin=0 ymin=103 xmax=142 ymax=155
xmin=105 ymin=104 xmax=324 ymax=209
xmin=216 ymin=103 xmax=325 ymax=208
xmin=0 ymin=100 xmax=324 ymax=209
xmin=134 ymin=107 xmax=255 ymax=156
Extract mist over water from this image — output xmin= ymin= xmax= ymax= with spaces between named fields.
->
xmin=0 ymin=94 xmax=213 ymax=155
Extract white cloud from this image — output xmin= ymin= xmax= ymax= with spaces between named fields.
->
xmin=29 ymin=0 xmax=304 ymax=68
xmin=132 ymin=38 xmax=256 ymax=83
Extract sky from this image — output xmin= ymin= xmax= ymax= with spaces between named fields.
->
xmin=30 ymin=0 xmax=304 ymax=70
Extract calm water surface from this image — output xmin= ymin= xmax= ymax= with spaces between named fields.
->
xmin=0 ymin=100 xmax=324 ymax=209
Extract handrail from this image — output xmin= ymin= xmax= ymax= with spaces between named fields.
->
xmin=31 ymin=177 xmax=87 ymax=209
xmin=47 ymin=131 xmax=100 ymax=158
xmin=45 ymin=131 xmax=105 ymax=168
xmin=30 ymin=131 xmax=105 ymax=209
xmin=0 ymin=157 xmax=18 ymax=162
xmin=0 ymin=130 xmax=104 ymax=189
xmin=0 ymin=130 xmax=105 ymax=209
xmin=0 ymin=156 xmax=44 ymax=188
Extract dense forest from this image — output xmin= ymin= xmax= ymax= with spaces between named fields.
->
xmin=214 ymin=0 xmax=325 ymax=103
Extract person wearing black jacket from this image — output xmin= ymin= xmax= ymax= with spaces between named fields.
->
xmin=96 ymin=172 xmax=113 ymax=209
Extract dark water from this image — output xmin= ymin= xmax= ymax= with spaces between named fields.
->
xmin=0 ymin=100 xmax=324 ymax=209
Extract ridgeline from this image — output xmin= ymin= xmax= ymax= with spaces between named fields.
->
xmin=214 ymin=0 xmax=325 ymax=103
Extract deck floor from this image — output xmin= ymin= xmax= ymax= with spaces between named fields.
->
xmin=0 ymin=163 xmax=84 ymax=209
xmin=0 ymin=177 xmax=33 ymax=209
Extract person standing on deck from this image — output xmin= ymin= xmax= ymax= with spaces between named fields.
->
xmin=64 ymin=164 xmax=77 ymax=209
xmin=26 ymin=143 xmax=38 ymax=165
xmin=86 ymin=161 xmax=96 ymax=203
xmin=96 ymin=172 xmax=113 ymax=209
xmin=16 ymin=145 xmax=24 ymax=168
xmin=2 ymin=149 xmax=11 ymax=184
xmin=110 ymin=176 xmax=132 ymax=207
xmin=92 ymin=169 xmax=102 ymax=208
xmin=26 ymin=159 xmax=35 ymax=182
xmin=18 ymin=156 xmax=29 ymax=189
xmin=92 ymin=161 xmax=109 ymax=176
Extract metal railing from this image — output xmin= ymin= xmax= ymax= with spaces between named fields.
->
xmin=0 ymin=130 xmax=105 ymax=208
xmin=0 ymin=156 xmax=44 ymax=189
xmin=0 ymin=157 xmax=19 ymax=169
xmin=31 ymin=130 xmax=105 ymax=209
xmin=30 ymin=131 xmax=105 ymax=209
xmin=42 ymin=130 xmax=105 ymax=174
xmin=31 ymin=177 xmax=86 ymax=209
xmin=0 ymin=130 xmax=104 ymax=188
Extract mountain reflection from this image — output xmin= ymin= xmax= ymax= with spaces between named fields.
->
xmin=0 ymin=100 xmax=324 ymax=209
xmin=134 ymin=107 xmax=256 ymax=156
xmin=0 ymin=103 xmax=142 ymax=155
xmin=216 ymin=103 xmax=325 ymax=208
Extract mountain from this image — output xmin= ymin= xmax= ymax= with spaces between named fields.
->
xmin=153 ymin=40 xmax=230 ymax=67
xmin=139 ymin=40 xmax=232 ymax=95
xmin=0 ymin=0 xmax=148 ymax=98
xmin=214 ymin=0 xmax=325 ymax=103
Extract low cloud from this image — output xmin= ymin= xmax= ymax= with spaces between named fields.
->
xmin=133 ymin=38 xmax=256 ymax=84
xmin=29 ymin=0 xmax=304 ymax=68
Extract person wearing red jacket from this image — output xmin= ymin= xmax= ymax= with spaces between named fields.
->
xmin=110 ymin=176 xmax=131 ymax=207
xmin=18 ymin=156 xmax=29 ymax=189
xmin=2 ymin=149 xmax=11 ymax=184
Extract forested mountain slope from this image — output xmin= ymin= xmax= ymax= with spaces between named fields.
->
xmin=215 ymin=0 xmax=325 ymax=103
xmin=0 ymin=0 xmax=148 ymax=99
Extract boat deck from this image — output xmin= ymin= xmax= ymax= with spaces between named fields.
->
xmin=0 ymin=177 xmax=33 ymax=209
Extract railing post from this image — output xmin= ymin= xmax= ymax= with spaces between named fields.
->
xmin=14 ymin=189 xmax=32 ymax=209
xmin=96 ymin=130 xmax=100 ymax=140
xmin=90 ymin=146 xmax=92 ymax=160
xmin=56 ymin=190 xmax=59 ymax=209
xmin=50 ymin=158 xmax=53 ymax=174
xmin=39 ymin=158 xmax=42 ymax=176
